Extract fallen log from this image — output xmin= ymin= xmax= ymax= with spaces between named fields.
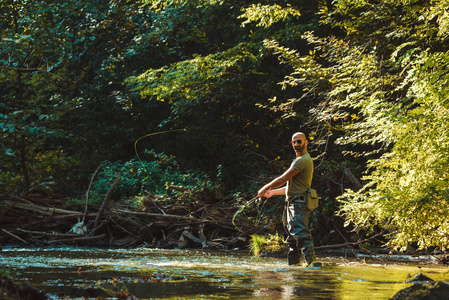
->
xmin=112 ymin=209 xmax=197 ymax=221
xmin=28 ymin=213 xmax=97 ymax=223
xmin=17 ymin=229 xmax=83 ymax=238
xmin=182 ymin=230 xmax=225 ymax=249
xmin=2 ymin=200 xmax=83 ymax=216
xmin=46 ymin=233 xmax=107 ymax=244
xmin=112 ymin=209 xmax=235 ymax=228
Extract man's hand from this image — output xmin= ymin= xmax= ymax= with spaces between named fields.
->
xmin=264 ymin=190 xmax=273 ymax=198
xmin=258 ymin=187 xmax=268 ymax=197
xmin=258 ymin=187 xmax=273 ymax=198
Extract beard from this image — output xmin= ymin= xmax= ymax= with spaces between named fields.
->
xmin=294 ymin=144 xmax=305 ymax=153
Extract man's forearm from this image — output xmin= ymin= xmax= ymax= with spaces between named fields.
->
xmin=270 ymin=187 xmax=286 ymax=196
xmin=258 ymin=167 xmax=298 ymax=197
xmin=264 ymin=177 xmax=287 ymax=190
xmin=258 ymin=177 xmax=287 ymax=197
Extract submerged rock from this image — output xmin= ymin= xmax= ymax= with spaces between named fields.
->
xmin=405 ymin=273 xmax=435 ymax=283
xmin=391 ymin=281 xmax=449 ymax=300
xmin=68 ymin=286 xmax=114 ymax=298
xmin=0 ymin=275 xmax=47 ymax=300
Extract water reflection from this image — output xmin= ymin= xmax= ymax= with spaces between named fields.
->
xmin=252 ymin=270 xmax=336 ymax=299
xmin=0 ymin=248 xmax=447 ymax=299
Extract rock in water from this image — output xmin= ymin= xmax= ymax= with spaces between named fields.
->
xmin=391 ymin=281 xmax=449 ymax=300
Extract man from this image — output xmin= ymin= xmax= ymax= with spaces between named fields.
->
xmin=258 ymin=132 xmax=315 ymax=266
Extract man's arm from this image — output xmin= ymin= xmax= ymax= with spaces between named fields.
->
xmin=258 ymin=167 xmax=299 ymax=197
xmin=264 ymin=187 xmax=286 ymax=198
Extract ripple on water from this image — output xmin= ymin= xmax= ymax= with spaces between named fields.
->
xmin=1 ymin=248 xmax=448 ymax=300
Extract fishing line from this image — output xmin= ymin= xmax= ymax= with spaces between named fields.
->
xmin=134 ymin=129 xmax=266 ymax=233
xmin=134 ymin=129 xmax=186 ymax=183
xmin=134 ymin=129 xmax=234 ymax=230
xmin=254 ymin=197 xmax=268 ymax=227
xmin=231 ymin=195 xmax=261 ymax=232
xmin=134 ymin=129 xmax=186 ymax=164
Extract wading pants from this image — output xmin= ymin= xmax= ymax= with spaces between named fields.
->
xmin=284 ymin=199 xmax=315 ymax=264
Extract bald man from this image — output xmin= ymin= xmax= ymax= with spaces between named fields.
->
xmin=258 ymin=132 xmax=316 ymax=266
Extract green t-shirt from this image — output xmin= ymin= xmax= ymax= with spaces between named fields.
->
xmin=286 ymin=153 xmax=313 ymax=200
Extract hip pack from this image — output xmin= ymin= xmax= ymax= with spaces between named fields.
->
xmin=306 ymin=188 xmax=319 ymax=210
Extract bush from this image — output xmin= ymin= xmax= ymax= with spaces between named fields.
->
xmin=88 ymin=150 xmax=211 ymax=203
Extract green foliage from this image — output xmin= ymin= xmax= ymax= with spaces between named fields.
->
xmin=334 ymin=1 xmax=449 ymax=251
xmin=143 ymin=0 xmax=223 ymax=11
xmin=127 ymin=44 xmax=258 ymax=103
xmin=124 ymin=1 xmax=313 ymax=187
xmin=262 ymin=0 xmax=449 ymax=250
xmin=0 ymin=0 xmax=80 ymax=192
xmin=88 ymin=151 xmax=212 ymax=203
xmin=339 ymin=49 xmax=449 ymax=251
xmin=239 ymin=4 xmax=301 ymax=28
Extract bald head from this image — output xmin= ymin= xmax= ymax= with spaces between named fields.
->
xmin=292 ymin=132 xmax=306 ymax=140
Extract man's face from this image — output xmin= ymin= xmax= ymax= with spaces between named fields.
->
xmin=291 ymin=135 xmax=306 ymax=153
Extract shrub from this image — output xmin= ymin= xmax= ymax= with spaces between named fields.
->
xmin=88 ymin=150 xmax=211 ymax=203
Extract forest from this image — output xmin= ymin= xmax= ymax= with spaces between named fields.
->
xmin=1 ymin=0 xmax=449 ymax=254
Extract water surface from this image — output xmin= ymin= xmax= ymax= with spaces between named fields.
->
xmin=1 ymin=248 xmax=448 ymax=299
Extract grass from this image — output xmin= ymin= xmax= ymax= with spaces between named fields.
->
xmin=249 ymin=232 xmax=287 ymax=257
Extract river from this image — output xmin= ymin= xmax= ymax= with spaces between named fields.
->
xmin=1 ymin=247 xmax=448 ymax=299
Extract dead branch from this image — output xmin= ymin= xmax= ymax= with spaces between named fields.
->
xmin=2 ymin=200 xmax=83 ymax=215
xmin=92 ymin=174 xmax=120 ymax=235
xmin=2 ymin=229 xmax=31 ymax=245
xmin=315 ymin=243 xmax=354 ymax=250
xmin=83 ymin=165 xmax=101 ymax=222
xmin=198 ymin=222 xmax=207 ymax=248
xmin=182 ymin=230 xmax=225 ymax=249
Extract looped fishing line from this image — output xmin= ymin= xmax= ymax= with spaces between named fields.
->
xmin=134 ymin=129 xmax=267 ymax=233
xmin=232 ymin=196 xmax=267 ymax=232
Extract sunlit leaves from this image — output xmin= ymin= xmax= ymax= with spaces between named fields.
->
xmin=126 ymin=43 xmax=257 ymax=108
xmin=261 ymin=0 xmax=449 ymax=250
xmin=239 ymin=4 xmax=301 ymax=28
xmin=335 ymin=4 xmax=449 ymax=250
xmin=143 ymin=0 xmax=224 ymax=11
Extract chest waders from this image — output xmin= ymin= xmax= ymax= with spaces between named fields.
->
xmin=283 ymin=195 xmax=315 ymax=265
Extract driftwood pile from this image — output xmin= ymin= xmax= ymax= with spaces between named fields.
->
xmin=0 ymin=184 xmax=250 ymax=249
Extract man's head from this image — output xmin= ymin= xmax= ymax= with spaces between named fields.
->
xmin=291 ymin=132 xmax=308 ymax=156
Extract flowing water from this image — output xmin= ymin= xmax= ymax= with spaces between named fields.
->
xmin=1 ymin=247 xmax=448 ymax=299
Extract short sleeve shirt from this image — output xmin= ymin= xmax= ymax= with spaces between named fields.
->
xmin=286 ymin=153 xmax=313 ymax=200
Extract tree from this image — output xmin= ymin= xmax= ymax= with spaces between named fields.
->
xmin=126 ymin=0 xmax=319 ymax=188
xmin=0 ymin=0 xmax=166 ymax=194
xmin=260 ymin=0 xmax=449 ymax=250
xmin=1 ymin=0 xmax=79 ymax=192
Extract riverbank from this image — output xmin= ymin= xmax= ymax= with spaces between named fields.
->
xmin=2 ymin=193 xmax=448 ymax=265
xmin=0 ymin=192 xmax=249 ymax=250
